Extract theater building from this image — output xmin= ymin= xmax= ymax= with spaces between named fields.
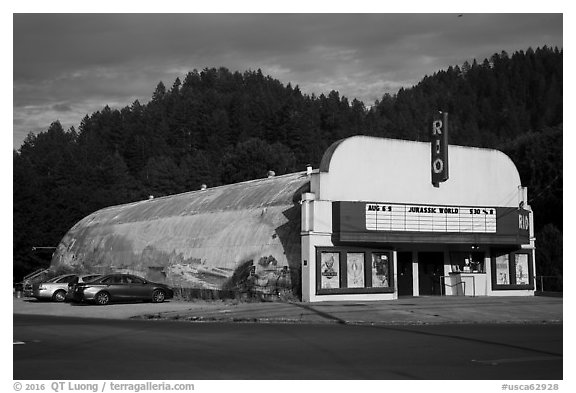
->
xmin=51 ymin=135 xmax=535 ymax=302
xmin=300 ymin=135 xmax=534 ymax=302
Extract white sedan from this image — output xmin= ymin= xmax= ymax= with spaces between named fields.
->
xmin=33 ymin=274 xmax=79 ymax=302
xmin=32 ymin=274 xmax=101 ymax=302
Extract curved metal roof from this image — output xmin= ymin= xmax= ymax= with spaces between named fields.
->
xmin=51 ymin=172 xmax=310 ymax=291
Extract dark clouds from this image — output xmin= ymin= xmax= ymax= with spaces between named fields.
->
xmin=13 ymin=13 xmax=562 ymax=149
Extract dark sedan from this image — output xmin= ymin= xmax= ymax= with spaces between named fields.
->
xmin=71 ymin=273 xmax=174 ymax=305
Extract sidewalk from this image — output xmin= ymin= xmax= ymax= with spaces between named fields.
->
xmin=13 ymin=295 xmax=563 ymax=325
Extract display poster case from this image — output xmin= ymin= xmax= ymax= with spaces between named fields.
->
xmin=515 ymin=254 xmax=530 ymax=285
xmin=371 ymin=253 xmax=390 ymax=288
xmin=495 ymin=254 xmax=510 ymax=285
xmin=491 ymin=249 xmax=534 ymax=290
xmin=316 ymin=247 xmax=394 ymax=295
xmin=347 ymin=253 xmax=365 ymax=288
xmin=320 ymin=252 xmax=340 ymax=289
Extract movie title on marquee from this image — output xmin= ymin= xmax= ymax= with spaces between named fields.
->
xmin=366 ymin=203 xmax=497 ymax=233
xmin=431 ymin=112 xmax=449 ymax=186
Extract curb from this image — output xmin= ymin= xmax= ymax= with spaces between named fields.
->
xmin=132 ymin=313 xmax=564 ymax=326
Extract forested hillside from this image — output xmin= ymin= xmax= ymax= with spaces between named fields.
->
xmin=13 ymin=46 xmax=562 ymax=283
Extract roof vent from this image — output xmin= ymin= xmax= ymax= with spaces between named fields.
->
xmin=200 ymin=184 xmax=207 ymax=191
xmin=267 ymin=170 xmax=275 ymax=178
xmin=148 ymin=195 xmax=154 ymax=200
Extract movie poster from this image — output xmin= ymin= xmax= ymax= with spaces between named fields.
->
xmin=515 ymin=254 xmax=529 ymax=285
xmin=371 ymin=253 xmax=390 ymax=288
xmin=495 ymin=254 xmax=509 ymax=285
xmin=320 ymin=252 xmax=340 ymax=289
xmin=347 ymin=253 xmax=365 ymax=288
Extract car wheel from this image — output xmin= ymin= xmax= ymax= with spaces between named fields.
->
xmin=152 ymin=289 xmax=166 ymax=303
xmin=52 ymin=290 xmax=66 ymax=303
xmin=95 ymin=291 xmax=110 ymax=305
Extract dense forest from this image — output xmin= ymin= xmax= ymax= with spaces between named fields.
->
xmin=13 ymin=46 xmax=563 ymax=286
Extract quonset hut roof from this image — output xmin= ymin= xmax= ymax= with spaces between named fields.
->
xmin=51 ymin=172 xmax=310 ymax=291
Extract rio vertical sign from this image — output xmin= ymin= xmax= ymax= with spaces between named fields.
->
xmin=431 ymin=112 xmax=449 ymax=186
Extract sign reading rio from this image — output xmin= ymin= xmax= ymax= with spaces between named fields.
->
xmin=431 ymin=112 xmax=449 ymax=186
xmin=519 ymin=212 xmax=530 ymax=231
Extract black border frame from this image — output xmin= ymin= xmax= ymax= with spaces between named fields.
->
xmin=316 ymin=246 xmax=395 ymax=295
xmin=490 ymin=248 xmax=534 ymax=290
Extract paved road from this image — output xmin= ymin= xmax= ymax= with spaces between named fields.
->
xmin=13 ymin=295 xmax=563 ymax=324
xmin=13 ymin=314 xmax=562 ymax=380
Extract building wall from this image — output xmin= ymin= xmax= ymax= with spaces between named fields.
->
xmin=317 ymin=136 xmax=522 ymax=206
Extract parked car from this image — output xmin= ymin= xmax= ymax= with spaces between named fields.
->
xmin=65 ymin=274 xmax=103 ymax=302
xmin=70 ymin=273 xmax=174 ymax=305
xmin=32 ymin=274 xmax=79 ymax=302
xmin=21 ymin=268 xmax=51 ymax=297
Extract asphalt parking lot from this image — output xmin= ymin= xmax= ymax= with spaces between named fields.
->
xmin=13 ymin=294 xmax=563 ymax=325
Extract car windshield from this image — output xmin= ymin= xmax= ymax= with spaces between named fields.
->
xmin=55 ymin=275 xmax=77 ymax=283
xmin=46 ymin=275 xmax=69 ymax=283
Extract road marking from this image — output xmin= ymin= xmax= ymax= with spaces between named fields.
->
xmin=472 ymin=356 xmax=562 ymax=366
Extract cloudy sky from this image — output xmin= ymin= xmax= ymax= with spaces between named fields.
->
xmin=12 ymin=12 xmax=563 ymax=149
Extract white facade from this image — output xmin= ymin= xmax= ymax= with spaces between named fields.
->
xmin=301 ymin=136 xmax=535 ymax=302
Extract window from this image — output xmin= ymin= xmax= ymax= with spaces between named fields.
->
xmin=125 ymin=275 xmax=144 ymax=284
xmin=371 ymin=253 xmax=391 ymax=287
xmin=320 ymin=252 xmax=340 ymax=289
xmin=347 ymin=253 xmax=365 ymax=288
xmin=491 ymin=249 xmax=534 ymax=290
xmin=56 ymin=275 xmax=77 ymax=283
xmin=316 ymin=247 xmax=394 ymax=295
xmin=51 ymin=275 xmax=73 ymax=283
xmin=514 ymin=254 xmax=530 ymax=285
xmin=494 ymin=253 xmax=510 ymax=284
xmin=102 ymin=275 xmax=122 ymax=284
